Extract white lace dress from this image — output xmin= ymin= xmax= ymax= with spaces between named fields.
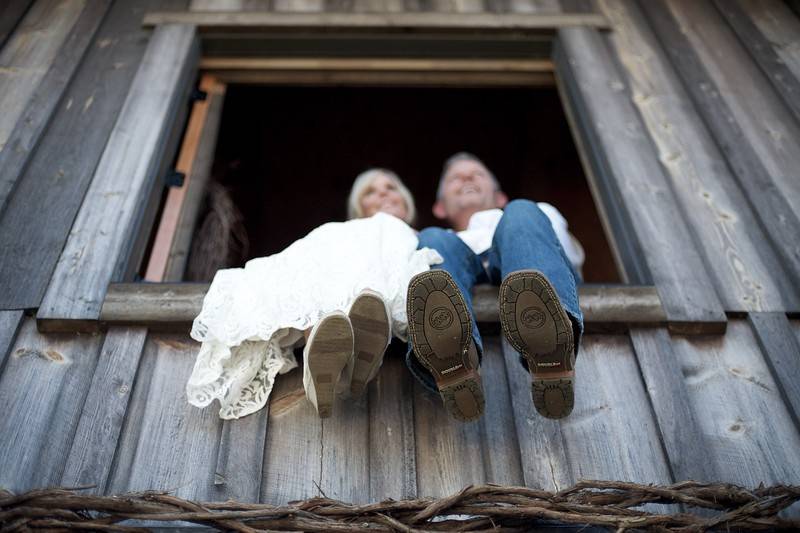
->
xmin=187 ymin=212 xmax=442 ymax=419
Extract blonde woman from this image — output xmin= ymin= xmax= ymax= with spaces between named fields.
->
xmin=187 ymin=169 xmax=440 ymax=420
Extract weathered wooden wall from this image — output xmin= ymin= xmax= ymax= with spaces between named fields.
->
xmin=0 ymin=0 xmax=799 ymax=506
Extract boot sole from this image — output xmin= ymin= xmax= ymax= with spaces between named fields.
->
xmin=307 ymin=313 xmax=353 ymax=418
xmin=407 ymin=270 xmax=485 ymax=422
xmin=349 ymin=290 xmax=391 ymax=398
xmin=499 ymin=270 xmax=575 ymax=419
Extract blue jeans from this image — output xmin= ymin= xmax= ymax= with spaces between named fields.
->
xmin=405 ymin=199 xmax=584 ymax=393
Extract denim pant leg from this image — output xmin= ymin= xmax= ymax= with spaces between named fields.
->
xmin=406 ymin=227 xmax=486 ymax=394
xmin=488 ymin=199 xmax=584 ymax=353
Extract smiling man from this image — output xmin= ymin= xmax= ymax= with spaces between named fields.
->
xmin=405 ymin=152 xmax=584 ymax=422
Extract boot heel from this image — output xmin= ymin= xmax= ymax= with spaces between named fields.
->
xmin=439 ymin=369 xmax=485 ymax=423
xmin=532 ymin=376 xmax=574 ymax=419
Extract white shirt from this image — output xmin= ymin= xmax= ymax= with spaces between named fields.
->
xmin=456 ymin=204 xmax=585 ymax=272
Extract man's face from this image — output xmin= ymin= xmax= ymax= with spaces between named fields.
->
xmin=438 ymin=159 xmax=500 ymax=219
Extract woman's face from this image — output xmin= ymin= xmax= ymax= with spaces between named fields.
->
xmin=359 ymin=173 xmax=408 ymax=220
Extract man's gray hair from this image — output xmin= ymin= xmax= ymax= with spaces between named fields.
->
xmin=436 ymin=152 xmax=500 ymax=200
xmin=347 ymin=168 xmax=417 ymax=225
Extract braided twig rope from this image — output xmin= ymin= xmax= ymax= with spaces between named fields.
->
xmin=1 ymin=480 xmax=799 ymax=532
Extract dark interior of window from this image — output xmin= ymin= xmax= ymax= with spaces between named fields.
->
xmin=192 ymin=85 xmax=620 ymax=283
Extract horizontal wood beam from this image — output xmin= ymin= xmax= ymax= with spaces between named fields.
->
xmin=200 ymin=57 xmax=556 ymax=86
xmin=37 ymin=282 xmax=667 ymax=334
xmin=200 ymin=57 xmax=554 ymax=72
xmin=143 ymin=12 xmax=610 ymax=33
xmin=207 ymin=70 xmax=555 ymax=87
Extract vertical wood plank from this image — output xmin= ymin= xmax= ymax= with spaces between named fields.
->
xmin=508 ymin=0 xmax=561 ymax=13
xmin=597 ymin=0 xmax=799 ymax=312
xmin=559 ymin=335 xmax=672 ymax=484
xmin=61 ymin=326 xmax=147 ymax=492
xmin=0 ymin=0 xmax=111 ymax=218
xmin=477 ymin=336 xmax=524 ymax=486
xmin=413 ymin=375 xmax=485 ymax=497
xmin=214 ymin=408 xmax=269 ymax=501
xmin=106 ymin=333 xmax=224 ymax=500
xmin=629 ymin=328 xmax=715 ymax=482
xmin=502 ymin=337 xmax=572 ymax=491
xmin=0 ymin=0 xmax=190 ymax=311
xmin=555 ymin=26 xmax=727 ymax=333
xmin=0 ymin=318 xmax=103 ymax=492
xmin=38 ymin=23 xmax=199 ymax=324
xmin=261 ymin=367 xmax=322 ymax=504
xmin=669 ymin=320 xmax=800 ymax=485
xmin=353 ymin=0 xmax=404 ymax=12
xmin=0 ymin=0 xmax=34 ymax=50
xmin=640 ymin=0 xmax=800 ymax=287
xmin=715 ymin=0 xmax=800 ymax=123
xmin=0 ymin=310 xmax=24 ymax=372
xmin=748 ymin=313 xmax=800 ymax=432
xmin=368 ymin=348 xmax=417 ymax=501
xmin=736 ymin=0 xmax=800 ymax=84
xmin=320 ymin=393 xmax=370 ymax=503
xmin=190 ymin=0 xmax=245 ymax=9
xmin=273 ymin=0 xmax=324 ymax=11
xmin=0 ymin=0 xmax=84 ymax=158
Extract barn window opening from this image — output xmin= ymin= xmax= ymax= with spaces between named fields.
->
xmin=201 ymin=85 xmax=618 ymax=283
xmin=143 ymin=83 xmax=621 ymax=285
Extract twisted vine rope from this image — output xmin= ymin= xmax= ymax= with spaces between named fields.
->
xmin=1 ymin=480 xmax=799 ymax=532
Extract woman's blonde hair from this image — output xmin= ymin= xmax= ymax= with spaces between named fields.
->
xmin=347 ymin=168 xmax=417 ymax=225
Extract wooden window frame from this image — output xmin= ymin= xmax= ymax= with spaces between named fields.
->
xmin=39 ymin=13 xmax=675 ymax=333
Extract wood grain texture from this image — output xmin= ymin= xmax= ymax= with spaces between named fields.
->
xmin=0 ymin=310 xmax=24 ymax=372
xmin=214 ymin=408 xmax=269 ymax=501
xmin=748 ymin=313 xmax=800 ymax=432
xmin=501 ymin=336 xmax=573 ymax=491
xmin=413 ymin=378 xmax=485 ymax=497
xmin=0 ymin=0 xmax=34 ymax=50
xmin=629 ymin=328 xmax=715 ymax=482
xmin=503 ymin=332 xmax=673 ymax=489
xmin=736 ymin=0 xmax=800 ymax=85
xmin=0 ymin=0 xmax=190 ymax=311
xmin=320 ymin=390 xmax=370 ymax=503
xmin=0 ymin=0 xmax=84 ymax=161
xmin=38 ymin=23 xmax=199 ymax=323
xmin=143 ymin=11 xmax=610 ymax=31
xmin=555 ymin=27 xmax=727 ymax=333
xmin=368 ymin=348 xmax=417 ymax=501
xmin=61 ymin=326 xmax=147 ymax=493
xmin=559 ymin=334 xmax=672 ymax=484
xmin=0 ymin=0 xmax=110 ymax=218
xmin=0 ymin=318 xmax=103 ymax=492
xmin=598 ymin=0 xmax=799 ymax=313
xmin=274 ymin=0 xmax=324 ymax=11
xmin=106 ymin=333 xmax=224 ymax=500
xmin=476 ymin=336 xmax=524 ymax=486
xmin=669 ymin=320 xmax=800 ymax=485
xmin=190 ymin=0 xmax=245 ymax=9
xmin=715 ymin=0 xmax=800 ymax=123
xmin=509 ymin=0 xmax=560 ymax=13
xmin=261 ymin=365 xmax=322 ymax=504
xmin=640 ymin=0 xmax=800 ymax=288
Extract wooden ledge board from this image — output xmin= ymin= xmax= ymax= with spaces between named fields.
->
xmin=143 ymin=12 xmax=610 ymax=33
xmin=37 ymin=283 xmax=669 ymax=334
